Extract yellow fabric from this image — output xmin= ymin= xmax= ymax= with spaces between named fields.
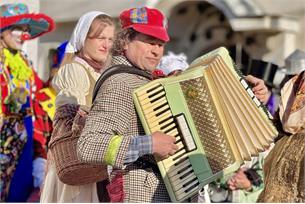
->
xmin=39 ymin=87 xmax=56 ymax=120
xmin=3 ymin=48 xmax=33 ymax=83
xmin=104 ymin=135 xmax=123 ymax=166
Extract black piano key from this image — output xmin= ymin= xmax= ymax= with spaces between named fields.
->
xmin=185 ymin=181 xmax=200 ymax=193
xmin=172 ymin=148 xmax=185 ymax=161
xmin=159 ymin=116 xmax=173 ymax=125
xmin=156 ymin=107 xmax=170 ymax=117
xmin=175 ymin=138 xmax=182 ymax=144
xmin=177 ymin=164 xmax=192 ymax=174
xmin=180 ymin=169 xmax=194 ymax=180
xmin=163 ymin=125 xmax=177 ymax=134
xmin=182 ymin=177 xmax=197 ymax=188
xmin=160 ymin=121 xmax=175 ymax=130
xmin=150 ymin=93 xmax=166 ymax=103
xmin=153 ymin=102 xmax=168 ymax=112
xmin=174 ymin=157 xmax=188 ymax=166
xmin=146 ymin=84 xmax=163 ymax=94
xmin=148 ymin=89 xmax=164 ymax=98
xmin=179 ymin=169 xmax=194 ymax=180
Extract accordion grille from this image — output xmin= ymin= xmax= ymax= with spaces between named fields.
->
xmin=180 ymin=77 xmax=235 ymax=173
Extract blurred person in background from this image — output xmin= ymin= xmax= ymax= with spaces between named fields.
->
xmin=0 ymin=3 xmax=54 ymax=202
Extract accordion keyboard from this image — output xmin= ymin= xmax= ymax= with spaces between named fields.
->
xmin=136 ymin=83 xmax=200 ymax=201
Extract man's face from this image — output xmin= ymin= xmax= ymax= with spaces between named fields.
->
xmin=124 ymin=33 xmax=165 ymax=72
xmin=1 ymin=25 xmax=30 ymax=51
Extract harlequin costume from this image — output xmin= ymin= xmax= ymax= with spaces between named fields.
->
xmin=0 ymin=3 xmax=54 ymax=201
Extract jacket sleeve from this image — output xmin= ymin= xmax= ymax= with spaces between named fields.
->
xmin=77 ymin=75 xmax=134 ymax=169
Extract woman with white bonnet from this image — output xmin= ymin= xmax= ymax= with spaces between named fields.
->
xmin=40 ymin=11 xmax=115 ymax=202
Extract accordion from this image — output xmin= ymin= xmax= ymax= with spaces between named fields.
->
xmin=132 ymin=47 xmax=278 ymax=202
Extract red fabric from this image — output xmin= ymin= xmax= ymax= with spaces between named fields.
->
xmin=32 ymin=72 xmax=53 ymax=158
xmin=119 ymin=7 xmax=169 ymax=42
xmin=107 ymin=173 xmax=125 ymax=202
xmin=0 ymin=71 xmax=9 ymax=115
xmin=0 ymin=13 xmax=55 ymax=39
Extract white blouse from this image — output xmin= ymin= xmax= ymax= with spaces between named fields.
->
xmin=52 ymin=57 xmax=101 ymax=107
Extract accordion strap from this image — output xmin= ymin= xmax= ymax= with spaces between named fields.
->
xmin=92 ymin=64 xmax=152 ymax=102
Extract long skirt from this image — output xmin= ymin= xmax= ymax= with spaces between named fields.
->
xmin=257 ymin=133 xmax=305 ymax=202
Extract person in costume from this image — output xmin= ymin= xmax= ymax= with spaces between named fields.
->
xmin=0 ymin=3 xmax=54 ymax=201
xmin=257 ymin=49 xmax=305 ymax=202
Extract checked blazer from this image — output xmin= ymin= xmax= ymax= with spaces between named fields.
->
xmin=77 ymin=56 xmax=171 ymax=202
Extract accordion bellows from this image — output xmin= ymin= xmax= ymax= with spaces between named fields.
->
xmin=133 ymin=47 xmax=278 ymax=202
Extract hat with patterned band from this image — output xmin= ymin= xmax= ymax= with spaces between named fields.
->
xmin=0 ymin=3 xmax=55 ymax=39
xmin=119 ymin=7 xmax=169 ymax=42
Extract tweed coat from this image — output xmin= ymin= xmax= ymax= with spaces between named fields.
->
xmin=77 ymin=57 xmax=171 ymax=202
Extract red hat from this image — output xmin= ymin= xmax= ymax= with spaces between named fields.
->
xmin=119 ymin=7 xmax=169 ymax=42
xmin=0 ymin=3 xmax=55 ymax=40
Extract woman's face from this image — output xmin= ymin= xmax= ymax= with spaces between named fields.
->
xmin=1 ymin=25 xmax=30 ymax=51
xmin=82 ymin=24 xmax=115 ymax=64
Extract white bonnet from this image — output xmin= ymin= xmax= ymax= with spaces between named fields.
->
xmin=157 ymin=51 xmax=189 ymax=75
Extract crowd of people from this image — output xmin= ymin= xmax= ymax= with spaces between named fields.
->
xmin=0 ymin=2 xmax=304 ymax=203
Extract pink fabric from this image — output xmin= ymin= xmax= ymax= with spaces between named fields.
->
xmin=107 ymin=173 xmax=124 ymax=202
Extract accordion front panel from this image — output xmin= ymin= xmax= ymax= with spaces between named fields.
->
xmin=180 ymin=77 xmax=236 ymax=174
xmin=133 ymin=47 xmax=278 ymax=202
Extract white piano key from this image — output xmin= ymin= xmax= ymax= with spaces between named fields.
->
xmin=136 ymin=83 xmax=162 ymax=97
xmin=137 ymin=85 xmax=164 ymax=100
xmin=167 ymin=159 xmax=190 ymax=176
xmin=147 ymin=112 xmax=172 ymax=128
xmin=175 ymin=178 xmax=199 ymax=199
xmin=151 ymin=122 xmax=175 ymax=133
xmin=253 ymin=97 xmax=261 ymax=107
xmin=144 ymin=103 xmax=169 ymax=119
xmin=171 ymin=172 xmax=196 ymax=191
xmin=176 ymin=115 xmax=196 ymax=151
xmin=163 ymin=153 xmax=188 ymax=170
xmin=240 ymin=79 xmax=248 ymax=89
xmin=139 ymin=91 xmax=166 ymax=106
xmin=142 ymin=98 xmax=167 ymax=112
xmin=166 ymin=129 xmax=179 ymax=137
xmin=175 ymin=181 xmax=199 ymax=201
xmin=246 ymin=88 xmax=255 ymax=98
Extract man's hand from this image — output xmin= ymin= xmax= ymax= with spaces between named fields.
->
xmin=245 ymin=75 xmax=270 ymax=104
xmin=151 ymin=131 xmax=178 ymax=160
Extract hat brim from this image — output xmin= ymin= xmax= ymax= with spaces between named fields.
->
xmin=0 ymin=13 xmax=55 ymax=39
xmin=129 ymin=24 xmax=169 ymax=42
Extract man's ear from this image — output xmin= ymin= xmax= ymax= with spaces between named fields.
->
xmin=123 ymin=42 xmax=128 ymax=51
